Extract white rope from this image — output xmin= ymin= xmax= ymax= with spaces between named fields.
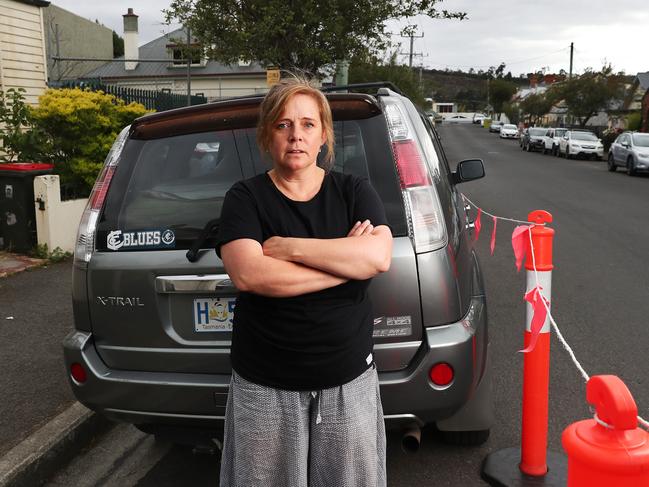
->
xmin=526 ymin=226 xmax=649 ymax=432
xmin=463 ymin=193 xmax=649 ymax=431
xmin=462 ymin=194 xmax=542 ymax=226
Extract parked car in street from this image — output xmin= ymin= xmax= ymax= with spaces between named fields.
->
xmin=473 ymin=113 xmax=487 ymax=124
xmin=63 ymin=84 xmax=492 ymax=450
xmin=499 ymin=124 xmax=519 ymax=139
xmin=489 ymin=121 xmax=504 ymax=133
xmin=521 ymin=127 xmax=548 ymax=152
xmin=608 ymin=131 xmax=649 ymax=175
xmin=542 ymin=127 xmax=568 ymax=155
xmin=559 ymin=130 xmax=604 ymax=160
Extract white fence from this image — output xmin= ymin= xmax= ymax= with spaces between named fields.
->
xmin=33 ymin=175 xmax=87 ymax=254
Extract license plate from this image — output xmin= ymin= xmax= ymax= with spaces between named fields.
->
xmin=193 ymin=297 xmax=235 ymax=332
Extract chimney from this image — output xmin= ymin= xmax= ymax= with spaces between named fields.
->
xmin=123 ymin=8 xmax=139 ymax=71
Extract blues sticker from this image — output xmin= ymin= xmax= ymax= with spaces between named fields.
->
xmin=107 ymin=229 xmax=175 ymax=251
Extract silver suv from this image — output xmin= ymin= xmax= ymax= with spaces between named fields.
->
xmin=608 ymin=131 xmax=649 ymax=176
xmin=63 ymin=84 xmax=492 ymax=450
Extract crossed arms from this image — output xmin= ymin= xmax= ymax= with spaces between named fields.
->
xmin=220 ymin=220 xmax=393 ymax=298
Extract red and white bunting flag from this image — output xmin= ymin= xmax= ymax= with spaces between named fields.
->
xmin=474 ymin=208 xmax=482 ymax=241
xmin=511 ymin=225 xmax=532 ymax=272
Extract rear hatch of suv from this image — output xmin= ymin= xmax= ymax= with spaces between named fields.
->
xmin=81 ymin=95 xmax=427 ymax=377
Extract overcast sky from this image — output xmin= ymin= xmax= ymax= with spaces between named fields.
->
xmin=50 ymin=0 xmax=647 ymax=77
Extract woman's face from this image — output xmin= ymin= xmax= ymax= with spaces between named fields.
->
xmin=269 ymin=93 xmax=326 ymax=172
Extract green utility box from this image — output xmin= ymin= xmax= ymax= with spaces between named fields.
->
xmin=0 ymin=163 xmax=54 ymax=253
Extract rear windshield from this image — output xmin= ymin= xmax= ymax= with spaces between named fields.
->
xmin=96 ymin=114 xmax=406 ymax=251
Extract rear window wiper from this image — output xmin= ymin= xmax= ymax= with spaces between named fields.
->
xmin=186 ymin=218 xmax=220 ymax=262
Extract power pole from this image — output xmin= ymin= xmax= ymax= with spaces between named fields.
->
xmin=186 ymin=27 xmax=192 ymax=106
xmin=401 ymin=32 xmax=424 ymax=68
xmin=569 ymin=42 xmax=573 ymax=79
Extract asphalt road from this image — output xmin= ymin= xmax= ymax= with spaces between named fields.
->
xmin=46 ymin=123 xmax=649 ymax=486
xmin=0 ymin=261 xmax=76 ymax=457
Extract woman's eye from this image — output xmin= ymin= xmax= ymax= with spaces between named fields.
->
xmin=277 ymin=122 xmax=290 ymax=129
xmin=305 ymin=122 xmax=314 ymax=128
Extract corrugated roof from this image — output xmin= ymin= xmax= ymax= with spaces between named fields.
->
xmin=83 ymin=28 xmax=265 ymax=80
xmin=636 ymin=72 xmax=649 ymax=90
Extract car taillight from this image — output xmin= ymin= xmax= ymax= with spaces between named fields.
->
xmin=74 ymin=126 xmax=130 ymax=265
xmin=70 ymin=363 xmax=87 ymax=384
xmin=383 ymin=100 xmax=447 ymax=253
xmin=429 ymin=362 xmax=454 ymax=387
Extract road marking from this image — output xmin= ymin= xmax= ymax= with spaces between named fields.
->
xmin=487 ymin=151 xmax=499 ymax=154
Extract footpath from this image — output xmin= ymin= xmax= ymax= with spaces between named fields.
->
xmin=0 ymin=252 xmax=112 ymax=486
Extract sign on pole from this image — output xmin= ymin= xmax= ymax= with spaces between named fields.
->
xmin=266 ymin=68 xmax=280 ymax=86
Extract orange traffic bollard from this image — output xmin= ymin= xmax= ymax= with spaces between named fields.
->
xmin=562 ymin=375 xmax=649 ymax=486
xmin=482 ymin=210 xmax=567 ymax=486
xmin=520 ymin=210 xmax=554 ymax=476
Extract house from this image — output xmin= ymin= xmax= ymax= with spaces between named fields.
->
xmin=42 ymin=4 xmax=113 ymax=83
xmin=0 ymin=0 xmax=49 ymax=105
xmin=83 ymin=9 xmax=268 ymax=102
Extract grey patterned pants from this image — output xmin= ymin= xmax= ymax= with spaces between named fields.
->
xmin=219 ymin=365 xmax=386 ymax=487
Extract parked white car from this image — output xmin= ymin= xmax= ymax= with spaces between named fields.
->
xmin=559 ymin=130 xmax=604 ymax=160
xmin=499 ymin=124 xmax=519 ymax=139
xmin=543 ymin=128 xmax=568 ymax=155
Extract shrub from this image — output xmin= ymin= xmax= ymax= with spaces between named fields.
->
xmin=0 ymin=88 xmax=50 ymax=162
xmin=626 ymin=112 xmax=641 ymax=131
xmin=30 ymin=88 xmax=150 ymax=195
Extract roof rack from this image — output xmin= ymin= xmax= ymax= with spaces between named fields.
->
xmin=321 ymin=82 xmax=404 ymax=96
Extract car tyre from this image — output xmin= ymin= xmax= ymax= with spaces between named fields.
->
xmin=607 ymin=153 xmax=617 ymax=172
xmin=627 ymin=156 xmax=637 ymax=176
xmin=441 ymin=429 xmax=490 ymax=446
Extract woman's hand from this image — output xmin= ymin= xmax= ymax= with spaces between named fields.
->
xmin=347 ymin=220 xmax=374 ymax=237
xmin=262 ymin=236 xmax=295 ymax=261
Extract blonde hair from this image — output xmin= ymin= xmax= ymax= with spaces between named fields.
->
xmin=257 ymin=75 xmax=335 ymax=170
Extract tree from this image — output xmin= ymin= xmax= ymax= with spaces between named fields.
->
xmin=519 ymin=92 xmax=554 ymax=125
xmin=348 ymin=52 xmax=435 ymax=108
xmin=554 ymin=66 xmax=623 ymax=127
xmin=489 ymin=79 xmax=517 ymax=119
xmin=164 ymin=0 xmax=466 ymax=76
xmin=113 ymin=31 xmax=124 ymax=58
xmin=502 ymin=101 xmax=520 ymax=125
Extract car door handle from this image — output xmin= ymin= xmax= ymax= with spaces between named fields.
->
xmin=155 ymin=274 xmax=237 ymax=293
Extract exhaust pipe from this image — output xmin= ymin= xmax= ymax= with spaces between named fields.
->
xmin=401 ymin=424 xmax=421 ymax=453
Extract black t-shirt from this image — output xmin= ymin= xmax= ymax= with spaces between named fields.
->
xmin=216 ymin=171 xmax=389 ymax=390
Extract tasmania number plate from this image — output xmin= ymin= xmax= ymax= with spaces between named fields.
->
xmin=193 ymin=297 xmax=235 ymax=332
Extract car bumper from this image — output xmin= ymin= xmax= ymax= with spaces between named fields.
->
xmin=569 ymin=147 xmax=604 ymax=157
xmin=500 ymin=132 xmax=518 ymax=139
xmin=63 ymin=294 xmax=489 ymax=431
xmin=529 ymin=140 xmax=545 ymax=150
xmin=634 ymin=158 xmax=649 ymax=171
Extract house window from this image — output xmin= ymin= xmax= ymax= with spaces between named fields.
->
xmin=168 ymin=44 xmax=204 ymax=67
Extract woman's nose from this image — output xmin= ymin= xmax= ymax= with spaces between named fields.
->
xmin=289 ymin=125 xmax=303 ymax=141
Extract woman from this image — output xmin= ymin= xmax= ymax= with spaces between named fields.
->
xmin=216 ymin=76 xmax=393 ymax=487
